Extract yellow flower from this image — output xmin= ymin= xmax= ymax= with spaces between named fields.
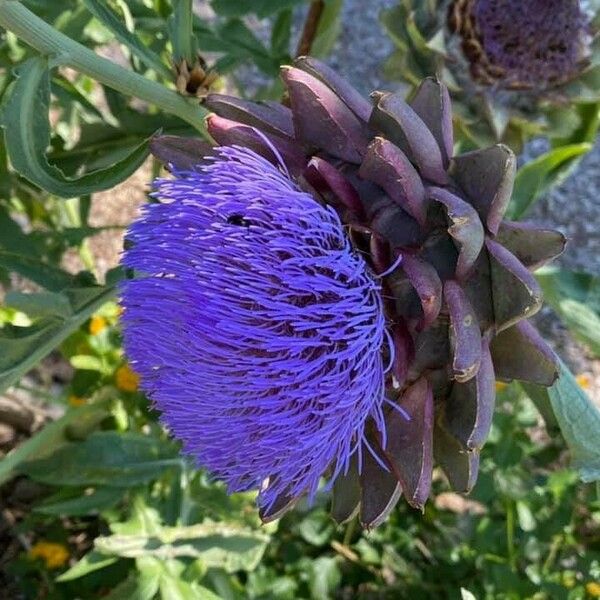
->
xmin=28 ymin=541 xmax=69 ymax=569
xmin=89 ymin=315 xmax=107 ymax=336
xmin=115 ymin=364 xmax=140 ymax=392
xmin=495 ymin=381 xmax=508 ymax=392
xmin=577 ymin=373 xmax=592 ymax=390
xmin=587 ymin=582 xmax=600 ymax=598
xmin=68 ymin=395 xmax=86 ymax=407
xmin=585 ymin=581 xmax=600 ymax=598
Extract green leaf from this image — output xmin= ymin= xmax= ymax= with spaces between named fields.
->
xmin=0 ymin=206 xmax=39 ymax=257
xmin=508 ymin=144 xmax=592 ymax=220
xmin=35 ymin=486 xmax=124 ymax=516
xmin=210 ymin=0 xmax=304 ymax=18
xmin=135 ymin=556 xmax=162 ymax=600
xmin=307 ymin=556 xmax=341 ymax=600
xmin=0 ymin=402 xmax=109 ymax=485
xmin=20 ymin=431 xmax=180 ymax=487
xmin=558 ymin=299 xmax=600 ymax=357
xmin=310 ymin=0 xmax=343 ymax=58
xmin=100 ymin=574 xmax=148 ymax=600
xmin=4 ymin=290 xmax=73 ymax=319
xmin=82 ymin=0 xmax=172 ymax=79
xmin=0 ymin=56 xmax=151 ymax=198
xmin=168 ymin=0 xmax=197 ymax=64
xmin=0 ymin=280 xmax=117 ymax=394
xmin=95 ymin=522 xmax=270 ymax=573
xmin=51 ymin=74 xmax=105 ymax=121
xmin=0 ymin=250 xmax=77 ymax=291
xmin=216 ymin=19 xmax=276 ymax=75
xmin=547 ymin=359 xmax=600 ymax=482
xmin=70 ymin=354 xmax=105 ymax=372
xmin=271 ymin=8 xmax=293 ymax=59
xmin=519 ymin=382 xmax=560 ymax=436
xmin=56 ymin=551 xmax=119 ymax=582
xmin=536 ymin=268 xmax=600 ymax=358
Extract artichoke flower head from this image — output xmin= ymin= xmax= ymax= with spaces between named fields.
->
xmin=122 ymin=58 xmax=565 ymax=528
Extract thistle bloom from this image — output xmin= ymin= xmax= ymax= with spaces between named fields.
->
xmin=120 ymin=146 xmax=388 ymax=510
xmin=124 ymin=59 xmax=563 ymax=528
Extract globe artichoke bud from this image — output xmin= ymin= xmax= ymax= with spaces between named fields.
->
xmin=382 ymin=0 xmax=599 ymax=149
xmin=127 ymin=58 xmax=564 ymax=529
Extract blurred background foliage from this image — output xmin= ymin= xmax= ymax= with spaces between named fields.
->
xmin=0 ymin=0 xmax=599 ymax=598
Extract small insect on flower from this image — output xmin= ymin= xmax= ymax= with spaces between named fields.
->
xmin=115 ymin=364 xmax=140 ymax=393
xmin=28 ymin=541 xmax=69 ymax=569
xmin=120 ymin=145 xmax=388 ymax=512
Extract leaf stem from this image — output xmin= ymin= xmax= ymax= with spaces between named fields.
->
xmin=296 ymin=0 xmax=326 ymax=57
xmin=505 ymin=498 xmax=516 ymax=570
xmin=0 ymin=0 xmax=208 ymax=136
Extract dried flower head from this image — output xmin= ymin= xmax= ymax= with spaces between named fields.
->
xmin=120 ymin=146 xmax=389 ymax=510
xmin=450 ymin=0 xmax=590 ymax=90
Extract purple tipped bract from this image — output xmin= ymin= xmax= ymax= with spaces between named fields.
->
xmin=120 ymin=146 xmax=387 ymax=509
xmin=475 ymin=0 xmax=588 ymax=88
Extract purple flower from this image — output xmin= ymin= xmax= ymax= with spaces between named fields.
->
xmin=120 ymin=146 xmax=388 ymax=509
xmin=474 ymin=0 xmax=589 ymax=88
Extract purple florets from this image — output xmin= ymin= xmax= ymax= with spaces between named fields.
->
xmin=475 ymin=0 xmax=589 ymax=88
xmin=120 ymin=146 xmax=387 ymax=509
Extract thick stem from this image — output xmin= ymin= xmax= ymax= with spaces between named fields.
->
xmin=0 ymin=0 xmax=208 ymax=136
xmin=296 ymin=0 xmax=325 ymax=57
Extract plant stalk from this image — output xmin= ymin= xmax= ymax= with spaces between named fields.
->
xmin=296 ymin=0 xmax=325 ymax=57
xmin=0 ymin=0 xmax=208 ymax=136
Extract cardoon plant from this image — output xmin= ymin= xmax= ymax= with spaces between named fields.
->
xmin=381 ymin=0 xmax=600 ymax=150
xmin=121 ymin=58 xmax=565 ymax=528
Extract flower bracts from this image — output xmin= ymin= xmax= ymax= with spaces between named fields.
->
xmin=122 ymin=58 xmax=565 ymax=528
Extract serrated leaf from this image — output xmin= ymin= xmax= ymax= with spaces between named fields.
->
xmin=0 ymin=56 xmax=151 ymax=198
xmin=56 ymin=551 xmax=119 ymax=582
xmin=508 ymin=144 xmax=592 ymax=220
xmin=20 ymin=431 xmax=180 ymax=487
xmin=95 ymin=522 xmax=270 ymax=573
xmin=547 ymin=359 xmax=600 ymax=482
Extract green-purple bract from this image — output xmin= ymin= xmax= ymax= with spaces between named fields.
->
xmin=120 ymin=145 xmax=390 ymax=510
